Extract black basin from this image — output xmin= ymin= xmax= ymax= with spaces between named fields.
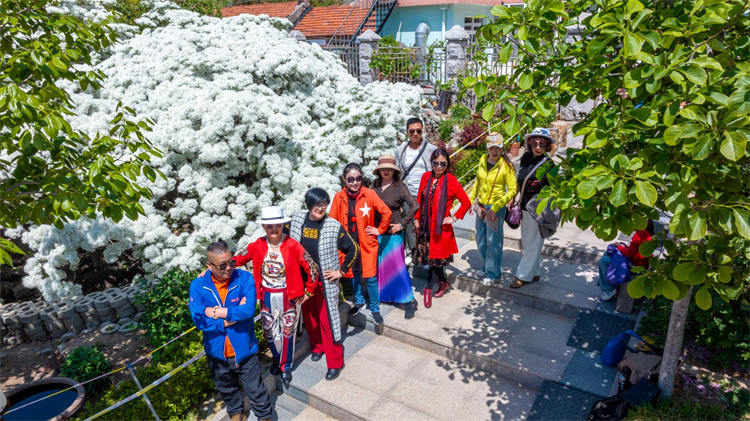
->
xmin=3 ymin=377 xmax=85 ymax=420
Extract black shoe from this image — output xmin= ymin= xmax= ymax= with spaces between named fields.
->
xmin=348 ymin=302 xmax=364 ymax=315
xmin=371 ymin=311 xmax=384 ymax=325
xmin=269 ymin=364 xmax=280 ymax=375
xmin=404 ymin=305 xmax=415 ymax=319
xmin=310 ymin=352 xmax=323 ymax=362
xmin=325 ymin=367 xmax=343 ymax=381
xmin=281 ymin=371 xmax=292 ymax=388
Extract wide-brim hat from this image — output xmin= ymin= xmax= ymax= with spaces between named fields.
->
xmin=257 ymin=206 xmax=291 ymax=224
xmin=523 ymin=127 xmax=556 ymax=144
xmin=487 ymin=132 xmax=504 ymax=149
xmin=373 ymin=153 xmax=401 ymax=175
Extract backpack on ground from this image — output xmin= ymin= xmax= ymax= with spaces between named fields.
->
xmin=588 ymin=377 xmax=661 ymax=421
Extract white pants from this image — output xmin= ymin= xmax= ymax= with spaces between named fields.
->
xmin=515 ymin=210 xmax=544 ymax=282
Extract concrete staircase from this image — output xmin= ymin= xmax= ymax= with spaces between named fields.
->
xmin=248 ymin=222 xmax=639 ymax=420
xmin=210 ymin=211 xmax=639 ymax=420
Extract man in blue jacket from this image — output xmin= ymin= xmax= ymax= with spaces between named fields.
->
xmin=189 ymin=240 xmax=272 ymax=421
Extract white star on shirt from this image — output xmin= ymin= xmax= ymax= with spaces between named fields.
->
xmin=359 ymin=202 xmax=371 ymax=217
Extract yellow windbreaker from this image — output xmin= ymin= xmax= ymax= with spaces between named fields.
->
xmin=468 ymin=154 xmax=518 ymax=212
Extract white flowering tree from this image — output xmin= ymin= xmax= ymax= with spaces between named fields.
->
xmin=7 ymin=1 xmax=421 ymax=299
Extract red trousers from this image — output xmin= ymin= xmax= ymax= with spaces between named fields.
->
xmin=301 ymin=285 xmax=344 ymax=369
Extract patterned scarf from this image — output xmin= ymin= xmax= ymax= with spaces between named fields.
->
xmin=420 ymin=172 xmax=449 ymax=237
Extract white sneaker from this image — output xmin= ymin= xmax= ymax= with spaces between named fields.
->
xmin=481 ymin=277 xmax=495 ymax=286
xmin=404 ymin=256 xmax=412 ymax=266
xmin=601 ymin=290 xmax=616 ymax=301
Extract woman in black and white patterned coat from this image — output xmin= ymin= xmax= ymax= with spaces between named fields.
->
xmin=289 ymin=188 xmax=359 ymax=381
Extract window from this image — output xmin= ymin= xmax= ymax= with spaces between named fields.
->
xmin=464 ymin=17 xmax=484 ymax=45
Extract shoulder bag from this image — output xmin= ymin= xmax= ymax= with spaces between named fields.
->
xmin=505 ymin=157 xmax=546 ymax=229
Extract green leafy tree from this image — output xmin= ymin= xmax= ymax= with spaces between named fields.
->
xmin=467 ymin=0 xmax=749 ymax=397
xmin=0 ymin=0 xmax=162 ymax=264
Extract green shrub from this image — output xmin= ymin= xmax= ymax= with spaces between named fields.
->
xmin=625 ymin=398 xmax=730 ymax=421
xmin=449 ymin=104 xmax=471 ymax=122
xmin=638 ymin=286 xmax=750 ymax=371
xmin=438 ymin=118 xmax=457 ymax=142
xmin=73 ymin=334 xmax=215 ymax=420
xmin=60 ymin=345 xmax=111 ymax=395
xmin=109 ymin=0 xmax=222 ymax=24
xmin=452 ymin=148 xmax=485 ymax=185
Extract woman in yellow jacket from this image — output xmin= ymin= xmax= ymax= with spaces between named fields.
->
xmin=468 ymin=133 xmax=517 ymax=286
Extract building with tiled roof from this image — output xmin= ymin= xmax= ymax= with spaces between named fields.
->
xmin=221 ymin=1 xmax=299 ymax=19
xmin=294 ymin=4 xmax=376 ymax=41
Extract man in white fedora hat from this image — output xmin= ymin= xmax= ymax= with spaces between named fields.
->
xmin=234 ymin=206 xmax=320 ymax=388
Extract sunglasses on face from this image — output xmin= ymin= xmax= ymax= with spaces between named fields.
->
xmin=408 ymin=129 xmax=422 ymax=135
xmin=264 ymin=224 xmax=283 ymax=229
xmin=432 ymin=161 xmax=447 ymax=168
xmin=528 ymin=141 xmax=548 ymax=148
xmin=209 ymin=260 xmax=236 ymax=271
xmin=346 ymin=176 xmax=363 ymax=183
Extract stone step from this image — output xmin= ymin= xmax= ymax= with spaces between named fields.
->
xmin=348 ymin=284 xmax=579 ymax=389
xmin=452 ymin=212 xmax=616 ymax=266
xmin=283 ymin=328 xmax=537 ymax=420
xmin=272 ymin=390 xmax=335 ymax=421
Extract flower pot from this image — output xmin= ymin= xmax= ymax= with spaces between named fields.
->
xmin=510 ymin=142 xmax=520 ymax=157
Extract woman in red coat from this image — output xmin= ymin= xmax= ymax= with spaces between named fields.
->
xmin=414 ymin=148 xmax=471 ymax=308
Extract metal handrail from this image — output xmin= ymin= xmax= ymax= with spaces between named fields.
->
xmin=325 ymin=0 xmax=373 ymax=48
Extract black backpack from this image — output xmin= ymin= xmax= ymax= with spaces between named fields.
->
xmin=588 ymin=377 xmax=661 ymax=420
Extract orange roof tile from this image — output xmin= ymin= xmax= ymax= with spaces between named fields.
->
xmin=294 ymin=4 xmax=376 ymax=38
xmin=221 ymin=2 xmax=298 ymax=18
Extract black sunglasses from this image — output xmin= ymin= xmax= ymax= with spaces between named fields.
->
xmin=209 ymin=260 xmax=236 ymax=271
xmin=528 ymin=140 xmax=548 ymax=148
xmin=346 ymin=176 xmax=363 ymax=183
xmin=432 ymin=161 xmax=447 ymax=168
xmin=409 ymin=129 xmax=422 ymax=135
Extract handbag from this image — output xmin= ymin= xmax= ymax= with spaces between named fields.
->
xmin=505 ymin=157 xmax=547 ymax=229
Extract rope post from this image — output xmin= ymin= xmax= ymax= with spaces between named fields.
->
xmin=127 ymin=362 xmax=161 ymax=421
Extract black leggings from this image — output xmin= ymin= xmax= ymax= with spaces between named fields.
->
xmin=427 ymin=266 xmax=447 ymax=291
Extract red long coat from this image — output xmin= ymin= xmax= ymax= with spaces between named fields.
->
xmin=330 ymin=187 xmax=391 ymax=278
xmin=233 ymin=236 xmax=318 ymax=300
xmin=415 ymin=171 xmax=471 ymax=259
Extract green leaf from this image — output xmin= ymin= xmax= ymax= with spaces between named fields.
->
xmin=695 ymin=287 xmax=712 ymax=310
xmin=720 ymin=131 xmax=746 ymax=161
xmin=609 ymin=180 xmax=627 ymax=206
xmin=634 ymin=180 xmax=657 ymax=206
xmin=734 ymin=209 xmax=750 ymax=239
xmin=463 ymin=76 xmax=477 ymax=88
xmin=663 ymin=125 xmax=682 ymax=146
xmin=628 ymin=276 xmax=645 ymax=298
xmin=687 ymin=212 xmax=707 ymax=240
xmin=518 ymin=71 xmax=533 ymax=90
xmin=626 ymin=0 xmax=644 ymax=16
xmin=475 ymin=82 xmax=488 ymax=98
xmin=576 ymin=177 xmax=599 ymax=199
xmin=717 ymin=266 xmax=732 ymax=284
xmin=661 ymin=278 xmax=680 ymax=300
xmin=673 ymin=262 xmax=699 ymax=282
xmin=690 ymin=56 xmax=723 ymax=71
xmin=498 ymin=43 xmax=513 ymax=63
xmin=546 ymin=0 xmax=565 ymax=14
xmin=680 ymin=64 xmax=707 ymax=86
xmin=638 ymin=239 xmax=659 ymax=257
xmin=623 ymin=32 xmax=642 ymax=57
xmin=482 ymin=102 xmax=495 ymax=121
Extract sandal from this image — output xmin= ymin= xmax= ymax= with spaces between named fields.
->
xmin=510 ymin=278 xmax=524 ymax=289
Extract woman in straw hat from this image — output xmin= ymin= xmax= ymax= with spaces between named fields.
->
xmin=509 ymin=128 xmax=557 ymax=289
xmin=372 ymin=153 xmax=419 ymax=319
xmin=234 ymin=206 xmax=319 ymax=388
xmin=468 ymin=133 xmax=517 ymax=286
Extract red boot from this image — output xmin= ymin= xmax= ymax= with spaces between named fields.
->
xmin=423 ymin=288 xmax=432 ymax=308
xmin=433 ymin=281 xmax=450 ymax=298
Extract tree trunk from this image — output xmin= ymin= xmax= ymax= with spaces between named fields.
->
xmin=657 ymin=286 xmax=692 ymax=398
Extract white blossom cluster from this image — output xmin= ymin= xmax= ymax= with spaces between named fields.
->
xmin=15 ymin=2 xmax=421 ymax=299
